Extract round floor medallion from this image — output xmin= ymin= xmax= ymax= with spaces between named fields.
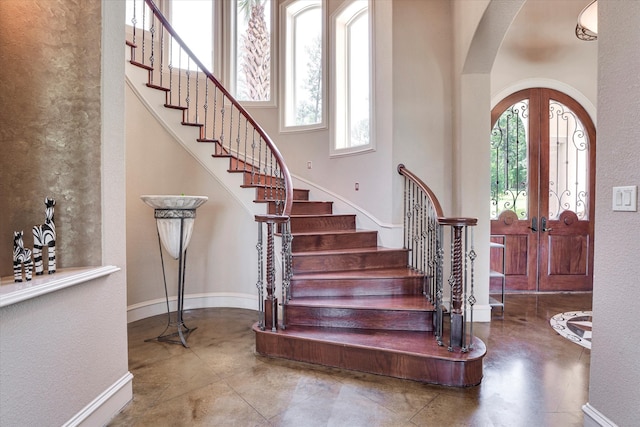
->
xmin=550 ymin=310 xmax=592 ymax=349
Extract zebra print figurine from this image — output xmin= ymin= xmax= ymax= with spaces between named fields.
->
xmin=33 ymin=197 xmax=56 ymax=275
xmin=13 ymin=231 xmax=33 ymax=282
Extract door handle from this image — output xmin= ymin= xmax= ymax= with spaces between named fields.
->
xmin=529 ymin=216 xmax=538 ymax=232
xmin=541 ymin=216 xmax=553 ymax=232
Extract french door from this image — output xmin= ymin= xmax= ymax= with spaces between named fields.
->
xmin=490 ymin=88 xmax=596 ymax=292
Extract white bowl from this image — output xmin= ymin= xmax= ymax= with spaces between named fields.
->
xmin=140 ymin=195 xmax=208 ymax=210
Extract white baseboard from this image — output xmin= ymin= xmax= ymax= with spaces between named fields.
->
xmin=582 ymin=403 xmax=619 ymax=427
xmin=127 ymin=292 xmax=258 ymax=323
xmin=63 ymin=372 xmax=133 ymax=427
xmin=469 ymin=303 xmax=492 ymax=322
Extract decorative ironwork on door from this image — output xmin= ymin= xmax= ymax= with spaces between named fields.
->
xmin=547 ymin=100 xmax=590 ymax=220
xmin=490 ymin=100 xmax=529 ymax=220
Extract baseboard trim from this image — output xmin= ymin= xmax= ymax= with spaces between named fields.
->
xmin=63 ymin=372 xmax=133 ymax=427
xmin=582 ymin=403 xmax=619 ymax=427
xmin=470 ymin=303 xmax=492 ymax=322
xmin=127 ymin=292 xmax=257 ymax=323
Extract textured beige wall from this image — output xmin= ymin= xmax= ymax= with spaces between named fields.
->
xmin=0 ymin=0 xmax=102 ymax=277
xmin=587 ymin=2 xmax=640 ymax=425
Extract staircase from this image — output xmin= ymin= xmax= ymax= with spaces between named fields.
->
xmin=253 ymin=189 xmax=485 ymax=387
xmin=126 ymin=0 xmax=485 ymax=388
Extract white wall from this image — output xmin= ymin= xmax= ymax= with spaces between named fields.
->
xmin=584 ymin=2 xmax=640 ymax=426
xmin=125 ymin=84 xmax=260 ymax=318
xmin=391 ymin=0 xmax=454 ymax=219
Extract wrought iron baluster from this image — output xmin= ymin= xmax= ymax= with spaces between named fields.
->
xmin=256 ymin=222 xmax=264 ymax=330
xmin=149 ymin=17 xmax=155 ymax=83
xmin=168 ymin=36 xmax=174 ymax=105
xmin=195 ymin=66 xmax=200 ymax=125
xmin=159 ymin=18 xmax=164 ymax=88
xmin=185 ymin=59 xmax=191 ymax=117
xmin=243 ymin=120 xmax=249 ymax=173
xmin=131 ymin=0 xmax=138 ymax=61
xmin=467 ymin=226 xmax=477 ymax=351
xmin=236 ymin=110 xmax=241 ymax=163
xmin=203 ymin=79 xmax=209 ymax=139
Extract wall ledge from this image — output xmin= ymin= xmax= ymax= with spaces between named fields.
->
xmin=0 ymin=266 xmax=120 ymax=308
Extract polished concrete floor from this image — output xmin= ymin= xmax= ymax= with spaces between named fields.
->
xmin=109 ymin=293 xmax=592 ymax=426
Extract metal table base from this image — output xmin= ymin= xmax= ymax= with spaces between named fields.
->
xmin=145 ymin=212 xmax=196 ymax=348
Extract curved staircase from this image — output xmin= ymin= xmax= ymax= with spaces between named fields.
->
xmin=126 ymin=0 xmax=485 ymax=388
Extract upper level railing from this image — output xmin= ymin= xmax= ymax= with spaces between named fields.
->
xmin=126 ymin=0 xmax=293 ymax=331
xmin=398 ymin=164 xmax=478 ymax=352
xmin=126 ymin=0 xmax=293 ymax=218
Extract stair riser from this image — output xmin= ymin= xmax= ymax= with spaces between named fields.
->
xmin=290 ymin=215 xmax=356 ymax=233
xmin=255 ymin=187 xmax=309 ymax=201
xmin=292 ymin=232 xmax=377 ymax=252
xmin=243 ymin=172 xmax=283 ymax=186
xmin=285 ymin=306 xmax=434 ymax=332
xmin=290 ymin=277 xmax=423 ymax=298
xmin=229 ymin=157 xmax=258 ymax=172
xmin=254 ymin=326 xmax=484 ymax=387
xmin=292 ymin=251 xmax=408 ymax=273
xmin=268 ymin=201 xmax=333 ymax=216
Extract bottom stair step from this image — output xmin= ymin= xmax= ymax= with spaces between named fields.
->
xmin=253 ymin=323 xmax=486 ymax=387
xmin=285 ymin=296 xmax=436 ymax=331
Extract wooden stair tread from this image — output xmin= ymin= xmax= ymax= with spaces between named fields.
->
xmin=292 ymin=267 xmax=423 ymax=280
xmin=255 ymin=324 xmax=486 ymax=362
xmin=287 ymin=295 xmax=435 ymax=311
xmin=291 ymin=213 xmax=353 ymax=218
xmin=290 ymin=229 xmax=374 ymax=236
xmin=293 ymin=246 xmax=405 ymax=256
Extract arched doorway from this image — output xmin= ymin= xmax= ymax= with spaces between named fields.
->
xmin=490 ymin=88 xmax=596 ymax=292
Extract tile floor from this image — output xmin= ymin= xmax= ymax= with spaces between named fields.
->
xmin=109 ymin=293 xmax=592 ymax=426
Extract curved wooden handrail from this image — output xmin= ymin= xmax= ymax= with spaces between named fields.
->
xmin=397 ymin=164 xmax=477 ymax=227
xmin=142 ymin=0 xmax=293 ymax=218
xmin=397 ymin=164 xmax=444 ymax=217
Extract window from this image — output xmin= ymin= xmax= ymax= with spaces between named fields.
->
xmin=331 ymin=0 xmax=373 ymax=156
xmin=234 ymin=0 xmax=273 ymax=103
xmin=281 ymin=0 xmax=324 ymax=130
xmin=170 ymin=0 xmax=214 ymax=72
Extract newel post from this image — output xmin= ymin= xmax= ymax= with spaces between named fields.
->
xmin=255 ymin=215 xmax=289 ymax=332
xmin=450 ymin=224 xmax=464 ymax=348
xmin=439 ymin=217 xmax=477 ymax=351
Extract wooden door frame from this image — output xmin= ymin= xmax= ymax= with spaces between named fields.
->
xmin=490 ymin=88 xmax=596 ymax=292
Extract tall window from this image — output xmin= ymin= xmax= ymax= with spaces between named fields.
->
xmin=331 ymin=0 xmax=372 ymax=155
xmin=282 ymin=0 xmax=324 ymax=130
xmin=234 ymin=0 xmax=273 ymax=102
xmin=170 ymin=0 xmax=214 ymax=72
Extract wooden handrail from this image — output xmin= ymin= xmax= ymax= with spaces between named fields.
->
xmin=397 ymin=164 xmax=444 ymax=217
xmin=397 ymin=164 xmax=476 ymax=227
xmin=141 ymin=0 xmax=293 ymax=218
